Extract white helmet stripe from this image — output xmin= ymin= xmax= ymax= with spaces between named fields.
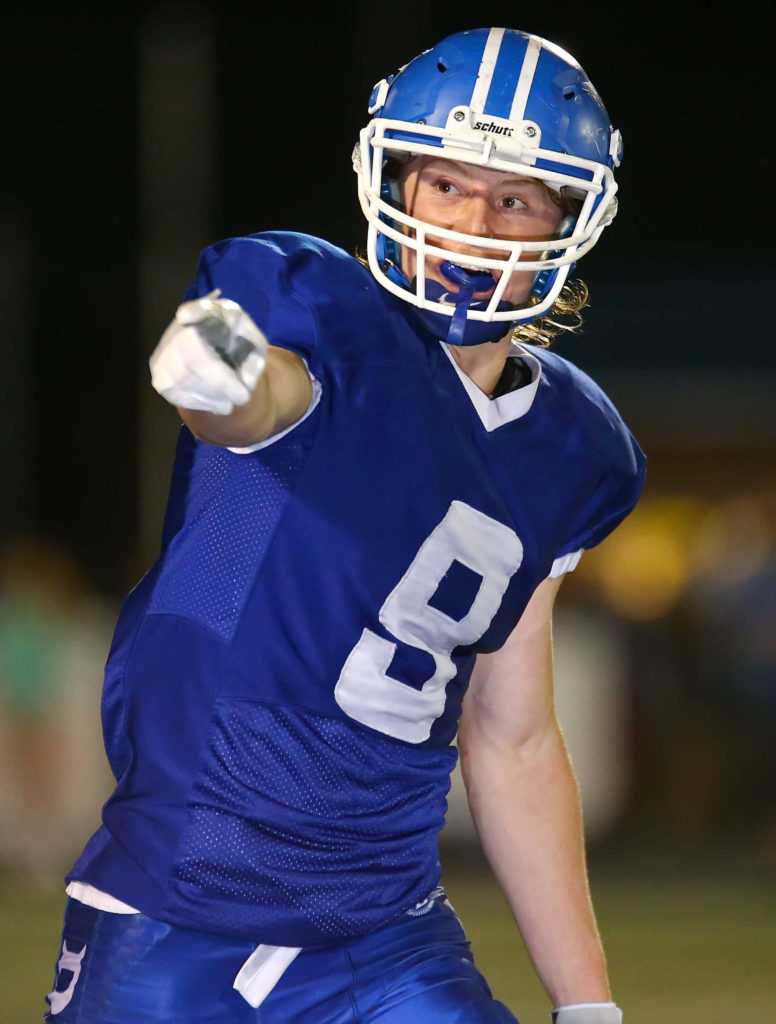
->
xmin=469 ymin=27 xmax=505 ymax=112
xmin=508 ymin=36 xmax=542 ymax=122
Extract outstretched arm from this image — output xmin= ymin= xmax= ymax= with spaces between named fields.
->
xmin=459 ymin=575 xmax=621 ymax=1021
xmin=149 ymin=291 xmax=313 ymax=449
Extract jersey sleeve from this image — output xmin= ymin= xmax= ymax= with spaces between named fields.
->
xmin=534 ymin=348 xmax=647 ymax=573
xmin=555 ymin=427 xmax=646 ymax=564
xmin=183 ymin=234 xmax=321 ymax=365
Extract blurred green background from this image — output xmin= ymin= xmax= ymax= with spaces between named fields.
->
xmin=7 ymin=849 xmax=775 ymax=1023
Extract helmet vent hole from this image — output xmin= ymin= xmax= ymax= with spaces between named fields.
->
xmin=437 ymin=60 xmax=447 ymax=72
xmin=563 ymin=90 xmax=576 ymax=100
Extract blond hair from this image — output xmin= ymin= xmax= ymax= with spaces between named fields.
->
xmin=511 ymin=277 xmax=589 ymax=348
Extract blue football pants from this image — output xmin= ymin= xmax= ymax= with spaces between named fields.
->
xmin=44 ymin=894 xmax=519 ymax=1023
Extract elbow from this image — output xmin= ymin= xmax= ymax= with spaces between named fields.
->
xmin=459 ymin=710 xmax=564 ymax=768
xmin=177 ymin=407 xmax=274 ymax=449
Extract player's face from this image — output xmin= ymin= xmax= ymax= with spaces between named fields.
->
xmin=398 ymin=157 xmax=565 ymax=306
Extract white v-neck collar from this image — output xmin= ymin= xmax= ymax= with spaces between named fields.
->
xmin=439 ymin=341 xmax=542 ymax=431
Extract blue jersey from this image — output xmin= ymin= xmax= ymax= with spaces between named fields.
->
xmin=69 ymin=232 xmax=645 ymax=947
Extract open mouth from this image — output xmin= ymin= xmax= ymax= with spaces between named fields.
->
xmin=433 ymin=259 xmax=498 ymax=300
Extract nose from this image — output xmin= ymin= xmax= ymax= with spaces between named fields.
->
xmin=452 ymin=194 xmax=495 ymax=238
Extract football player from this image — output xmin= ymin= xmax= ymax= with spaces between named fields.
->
xmin=45 ymin=27 xmax=643 ymax=1024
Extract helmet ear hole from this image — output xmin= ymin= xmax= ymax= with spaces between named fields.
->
xmin=437 ymin=59 xmax=447 ymax=72
xmin=381 ymin=158 xmax=406 ymax=208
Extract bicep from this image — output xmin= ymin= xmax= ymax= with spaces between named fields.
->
xmin=460 ymin=574 xmax=564 ymax=753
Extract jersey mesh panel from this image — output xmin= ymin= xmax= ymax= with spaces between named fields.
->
xmin=148 ymin=437 xmax=308 ymax=641
xmin=165 ymin=702 xmax=456 ymax=944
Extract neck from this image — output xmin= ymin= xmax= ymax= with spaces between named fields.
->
xmin=446 ymin=335 xmax=512 ymax=396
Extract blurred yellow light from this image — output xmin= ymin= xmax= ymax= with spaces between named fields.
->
xmin=690 ymin=497 xmax=771 ymax=585
xmin=585 ymin=500 xmax=700 ymax=621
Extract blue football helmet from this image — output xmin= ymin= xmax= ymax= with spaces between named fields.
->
xmin=353 ymin=28 xmax=622 ymax=344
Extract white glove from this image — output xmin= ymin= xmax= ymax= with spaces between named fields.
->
xmin=150 ymin=289 xmax=268 ymax=415
xmin=552 ymin=1004 xmax=623 ymax=1024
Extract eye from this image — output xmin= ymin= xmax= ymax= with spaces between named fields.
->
xmin=431 ymin=178 xmax=461 ymax=195
xmin=500 ymin=195 xmax=527 ymax=210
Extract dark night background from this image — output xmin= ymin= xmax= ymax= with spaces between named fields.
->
xmin=2 ymin=1 xmax=773 ymax=594
xmin=2 ymin=10 xmax=776 ymax=1019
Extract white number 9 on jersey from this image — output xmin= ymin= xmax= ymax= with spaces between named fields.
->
xmin=334 ymin=501 xmax=523 ymax=743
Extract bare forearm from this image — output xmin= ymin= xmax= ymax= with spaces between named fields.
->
xmin=460 ymin=721 xmax=611 ymax=1007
